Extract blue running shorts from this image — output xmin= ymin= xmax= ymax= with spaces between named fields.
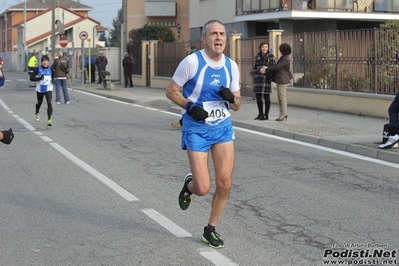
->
xmin=181 ymin=125 xmax=235 ymax=152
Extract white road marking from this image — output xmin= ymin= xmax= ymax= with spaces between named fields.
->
xmin=0 ymin=98 xmax=10 ymax=110
xmin=49 ymin=142 xmax=139 ymax=202
xmin=141 ymin=209 xmax=192 ymax=238
xmin=40 ymin=136 xmax=53 ymax=142
xmin=160 ymin=110 xmax=181 ymax=116
xmin=1 ymin=95 xmax=140 ymax=202
xmin=107 ymin=98 xmax=129 ymax=104
xmin=199 ymin=248 xmax=240 ymax=266
xmin=16 ymin=117 xmax=36 ymax=131
xmin=144 ymin=107 xmax=159 ymax=111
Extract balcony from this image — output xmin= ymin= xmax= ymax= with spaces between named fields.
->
xmin=236 ymin=0 xmax=399 ymax=14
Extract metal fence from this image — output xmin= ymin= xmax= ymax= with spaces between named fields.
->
xmin=283 ymin=28 xmax=399 ymax=94
xmin=128 ymin=43 xmax=143 ymax=76
xmin=153 ymin=40 xmax=231 ymax=77
xmin=13 ymin=26 xmax=389 ymax=95
xmin=238 ymin=28 xmax=399 ymax=95
xmin=236 ymin=36 xmax=270 ymax=91
xmin=0 ymin=52 xmax=20 ymax=71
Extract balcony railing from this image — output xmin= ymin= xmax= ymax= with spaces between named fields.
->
xmin=236 ymin=0 xmax=399 ymax=14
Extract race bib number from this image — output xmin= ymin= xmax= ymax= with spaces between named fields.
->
xmin=39 ymin=75 xmax=52 ymax=92
xmin=203 ymin=100 xmax=231 ymax=126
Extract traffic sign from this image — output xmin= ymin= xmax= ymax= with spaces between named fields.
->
xmin=59 ymin=35 xmax=68 ymax=47
xmin=79 ymin=31 xmax=88 ymax=41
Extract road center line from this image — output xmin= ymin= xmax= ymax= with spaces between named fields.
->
xmin=50 ymin=142 xmax=139 ymax=202
xmin=141 ymin=208 xmax=192 ymax=238
xmin=198 ymin=248 xmax=239 ymax=266
xmin=1 ymin=97 xmax=140 ymax=202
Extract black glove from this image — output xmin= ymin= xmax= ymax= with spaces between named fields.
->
xmin=219 ymin=86 xmax=235 ymax=103
xmin=40 ymin=75 xmax=44 ymax=80
xmin=185 ymin=102 xmax=209 ymax=121
xmin=1 ymin=128 xmax=14 ymax=145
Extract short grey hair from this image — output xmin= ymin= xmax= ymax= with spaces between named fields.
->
xmin=201 ymin=20 xmax=224 ymax=36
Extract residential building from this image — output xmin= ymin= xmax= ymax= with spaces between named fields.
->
xmin=0 ymin=0 xmax=106 ymax=70
xmin=187 ymin=0 xmax=399 ymax=39
xmin=126 ymin=0 xmax=190 ymax=42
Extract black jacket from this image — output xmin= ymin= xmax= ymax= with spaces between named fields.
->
xmin=266 ymin=54 xmax=291 ymax=84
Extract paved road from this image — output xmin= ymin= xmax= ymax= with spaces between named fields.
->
xmin=1 ymin=72 xmax=398 ymax=265
xmin=71 ymin=80 xmax=399 ymax=164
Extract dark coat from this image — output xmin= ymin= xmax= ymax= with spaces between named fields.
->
xmin=251 ymin=51 xmax=275 ymax=94
xmin=266 ymin=54 xmax=291 ymax=84
xmin=122 ymin=57 xmax=133 ymax=73
xmin=96 ymin=56 xmax=108 ymax=71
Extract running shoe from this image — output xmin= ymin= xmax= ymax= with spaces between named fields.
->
xmin=379 ymin=134 xmax=399 ymax=149
xmin=178 ymin=173 xmax=193 ymax=210
xmin=35 ymin=113 xmax=40 ymax=122
xmin=56 ymin=102 xmax=61 ymax=105
xmin=65 ymin=101 xmax=70 ymax=104
xmin=47 ymin=117 xmax=52 ymax=126
xmin=202 ymin=227 xmax=224 ymax=248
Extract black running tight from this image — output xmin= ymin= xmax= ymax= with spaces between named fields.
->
xmin=36 ymin=91 xmax=53 ymax=120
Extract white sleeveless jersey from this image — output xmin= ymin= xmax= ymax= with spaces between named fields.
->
xmin=172 ymin=50 xmax=240 ymax=130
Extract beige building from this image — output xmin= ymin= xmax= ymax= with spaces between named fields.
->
xmin=126 ymin=0 xmax=190 ymax=42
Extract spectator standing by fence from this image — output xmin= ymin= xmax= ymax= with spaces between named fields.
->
xmin=96 ymin=51 xmax=108 ymax=87
xmin=122 ymin=52 xmax=134 ymax=88
xmin=52 ymin=51 xmax=70 ymax=104
xmin=251 ymin=41 xmax=275 ymax=120
xmin=266 ymin=43 xmax=292 ymax=121
xmin=85 ymin=55 xmax=96 ymax=84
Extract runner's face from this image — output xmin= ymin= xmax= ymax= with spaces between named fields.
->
xmin=42 ymin=60 xmax=49 ymax=67
xmin=202 ymin=22 xmax=226 ymax=60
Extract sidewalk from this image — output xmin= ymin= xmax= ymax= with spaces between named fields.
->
xmin=71 ymin=81 xmax=399 ymax=164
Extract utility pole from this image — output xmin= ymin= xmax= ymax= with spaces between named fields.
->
xmin=122 ymin=0 xmax=127 ymax=48
xmin=24 ymin=0 xmax=27 ymax=71
xmin=51 ymin=0 xmax=55 ymax=61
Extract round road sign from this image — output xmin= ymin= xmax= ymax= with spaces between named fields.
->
xmin=59 ymin=35 xmax=68 ymax=48
xmin=79 ymin=31 xmax=88 ymax=41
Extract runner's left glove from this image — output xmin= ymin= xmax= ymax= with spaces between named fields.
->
xmin=219 ymin=86 xmax=235 ymax=103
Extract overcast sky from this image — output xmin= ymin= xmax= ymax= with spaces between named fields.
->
xmin=0 ymin=0 xmax=122 ymax=30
